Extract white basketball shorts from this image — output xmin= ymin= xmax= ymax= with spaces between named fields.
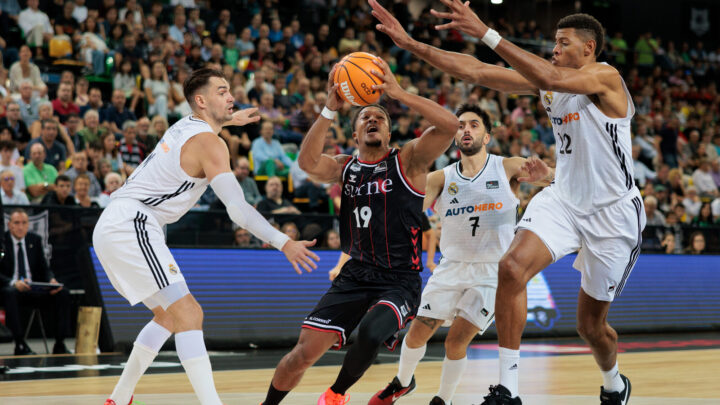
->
xmin=93 ymin=198 xmax=186 ymax=307
xmin=517 ymin=187 xmax=646 ymax=302
xmin=417 ymin=260 xmax=497 ymax=333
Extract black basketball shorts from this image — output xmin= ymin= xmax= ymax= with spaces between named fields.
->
xmin=302 ymin=259 xmax=422 ymax=350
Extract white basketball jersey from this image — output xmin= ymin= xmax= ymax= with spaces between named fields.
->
xmin=540 ymin=65 xmax=636 ymax=215
xmin=435 ymin=154 xmax=518 ymax=263
xmin=111 ymin=116 xmax=211 ymax=226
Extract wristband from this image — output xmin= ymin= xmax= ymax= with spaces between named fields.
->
xmin=481 ymin=28 xmax=502 ymax=50
xmin=321 ymin=106 xmax=337 ymax=120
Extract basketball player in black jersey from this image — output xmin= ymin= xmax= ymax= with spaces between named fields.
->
xmin=261 ymin=59 xmax=459 ymax=405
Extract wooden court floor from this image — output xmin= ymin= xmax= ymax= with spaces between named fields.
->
xmin=2 ymin=348 xmax=719 ymax=404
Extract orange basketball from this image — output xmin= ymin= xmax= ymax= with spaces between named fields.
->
xmin=334 ymin=52 xmax=384 ymax=107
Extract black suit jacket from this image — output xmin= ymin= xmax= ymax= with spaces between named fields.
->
xmin=0 ymin=232 xmax=52 ymax=286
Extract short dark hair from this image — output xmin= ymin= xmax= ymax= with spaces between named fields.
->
xmin=88 ymin=140 xmax=104 ymax=150
xmin=556 ymin=13 xmax=605 ymax=57
xmin=55 ymin=174 xmax=71 ymax=184
xmin=351 ymin=104 xmax=391 ymax=132
xmin=41 ymin=119 xmax=57 ymax=130
xmin=455 ymin=104 xmax=492 ymax=134
xmin=183 ymin=68 xmax=227 ymax=107
xmin=0 ymin=139 xmax=16 ymax=151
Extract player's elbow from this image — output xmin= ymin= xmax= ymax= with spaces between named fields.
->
xmin=297 ymin=155 xmax=318 ymax=173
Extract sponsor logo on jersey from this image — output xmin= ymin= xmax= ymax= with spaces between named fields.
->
xmin=486 ymin=180 xmax=499 ymax=189
xmin=551 ymin=112 xmax=581 ymax=126
xmin=481 ymin=308 xmax=489 ymax=316
xmin=343 ymin=178 xmax=393 ymax=197
xmin=608 ymin=285 xmax=616 ymax=292
xmin=350 ymin=162 xmax=361 ymax=172
xmin=544 ymin=91 xmax=553 ymax=105
xmin=522 ymin=217 xmax=531 ymax=222
xmin=400 ymin=304 xmax=409 ymax=317
xmin=373 ymin=161 xmax=387 ymax=173
xmin=348 ymin=174 xmax=357 ymax=183
xmin=448 ymin=182 xmax=459 ymax=195
xmin=444 ymin=201 xmax=504 ymax=217
xmin=308 ymin=316 xmax=331 ymax=324
xmin=168 ymin=264 xmax=178 ymax=274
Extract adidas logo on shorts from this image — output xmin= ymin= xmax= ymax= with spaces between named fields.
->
xmin=421 ymin=303 xmax=431 ymax=310
xmin=449 ymin=198 xmax=459 ymax=204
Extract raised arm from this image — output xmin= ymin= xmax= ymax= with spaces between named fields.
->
xmin=192 ymin=132 xmax=319 ymax=274
xmin=423 ymin=169 xmax=445 ymax=211
xmin=431 ymin=0 xmax=623 ymax=97
xmin=297 ymin=66 xmax=350 ymax=184
xmin=369 ymin=0 xmax=536 ymax=95
xmin=370 ymin=58 xmax=458 ymax=169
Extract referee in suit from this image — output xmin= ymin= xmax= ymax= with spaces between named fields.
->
xmin=0 ymin=208 xmax=72 ymax=355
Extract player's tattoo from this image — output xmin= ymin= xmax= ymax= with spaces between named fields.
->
xmin=416 ymin=316 xmax=441 ymax=329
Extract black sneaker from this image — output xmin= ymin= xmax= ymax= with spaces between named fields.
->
xmin=368 ymin=376 xmax=416 ymax=405
xmin=478 ymin=385 xmax=522 ymax=405
xmin=429 ymin=396 xmax=450 ymax=405
xmin=600 ymin=374 xmax=631 ymax=405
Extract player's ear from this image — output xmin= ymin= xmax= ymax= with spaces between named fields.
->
xmin=585 ymin=39 xmax=596 ymax=57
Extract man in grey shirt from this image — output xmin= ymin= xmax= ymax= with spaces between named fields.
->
xmin=64 ymin=151 xmax=101 ymax=197
xmin=0 ymin=169 xmax=30 ymax=205
xmin=234 ymin=156 xmax=261 ymax=206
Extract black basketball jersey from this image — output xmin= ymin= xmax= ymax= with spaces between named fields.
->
xmin=339 ymin=148 xmax=425 ymax=271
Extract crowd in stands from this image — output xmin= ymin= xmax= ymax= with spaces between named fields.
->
xmin=0 ymin=0 xmax=718 ymax=254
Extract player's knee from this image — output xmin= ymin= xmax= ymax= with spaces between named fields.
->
xmin=444 ymin=336 xmax=467 ymax=357
xmin=576 ymin=319 xmax=605 ymax=343
xmin=357 ymin=321 xmax=390 ymax=349
xmin=289 ymin=343 xmax=319 ymax=370
xmin=153 ymin=312 xmax=175 ymax=333
xmin=498 ymin=253 xmax=527 ymax=290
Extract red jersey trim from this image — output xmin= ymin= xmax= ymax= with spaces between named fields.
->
xmin=395 ymin=153 xmax=425 ymax=197
xmin=357 ymin=148 xmax=393 ymax=165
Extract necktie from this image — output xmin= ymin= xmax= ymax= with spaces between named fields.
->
xmin=17 ymin=242 xmax=27 ymax=280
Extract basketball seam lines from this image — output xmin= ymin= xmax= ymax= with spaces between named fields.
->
xmin=340 ymin=64 xmax=371 ymax=105
xmin=343 ymin=59 xmax=380 ymax=86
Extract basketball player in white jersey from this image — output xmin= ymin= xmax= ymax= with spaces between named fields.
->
xmin=93 ymin=68 xmax=319 ymax=405
xmin=371 ymin=1 xmax=645 ymax=404
xmin=369 ymin=104 xmax=553 ymax=405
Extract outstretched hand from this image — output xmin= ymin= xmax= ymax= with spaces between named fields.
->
xmin=227 ymin=107 xmax=261 ymax=127
xmin=369 ymin=0 xmax=413 ymax=49
xmin=281 ymin=239 xmax=320 ymax=274
xmin=517 ymin=156 xmax=551 ymax=184
xmin=370 ymin=57 xmax=400 ymax=99
xmin=326 ymin=63 xmax=344 ymax=112
xmin=431 ymin=0 xmax=488 ymax=39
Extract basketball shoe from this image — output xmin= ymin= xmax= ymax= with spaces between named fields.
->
xmin=429 ymin=395 xmax=450 ymax=404
xmin=317 ymin=387 xmax=349 ymax=405
xmin=478 ymin=385 xmax=521 ymax=404
xmin=103 ymin=396 xmax=132 ymax=405
xmin=368 ymin=376 xmax=416 ymax=404
xmin=600 ymin=374 xmax=631 ymax=405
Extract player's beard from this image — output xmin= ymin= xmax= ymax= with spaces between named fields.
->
xmin=458 ymin=141 xmax=483 ymax=156
xmin=365 ymin=139 xmax=382 ymax=148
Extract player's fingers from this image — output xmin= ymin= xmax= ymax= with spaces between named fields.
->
xmin=430 ymin=9 xmax=453 ymax=19
xmin=516 ymin=176 xmax=530 ymax=183
xmin=434 ymin=22 xmax=456 ymax=31
xmin=305 ymin=248 xmax=320 ymax=261
xmin=299 ymin=259 xmax=312 ymax=273
xmin=292 ymin=261 xmax=301 ymax=275
xmin=249 ymin=116 xmax=261 ymax=123
xmin=302 ymin=255 xmax=317 ymax=270
xmin=243 ymin=107 xmax=259 ymax=115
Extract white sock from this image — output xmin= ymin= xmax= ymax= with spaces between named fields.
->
xmin=176 ymin=330 xmax=222 ymax=405
xmin=436 ymin=356 xmax=467 ymax=403
xmin=499 ymin=347 xmax=520 ymax=397
xmin=110 ymin=321 xmax=172 ymax=404
xmin=397 ymin=339 xmax=426 ymax=387
xmin=602 ymin=362 xmax=624 ymax=393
